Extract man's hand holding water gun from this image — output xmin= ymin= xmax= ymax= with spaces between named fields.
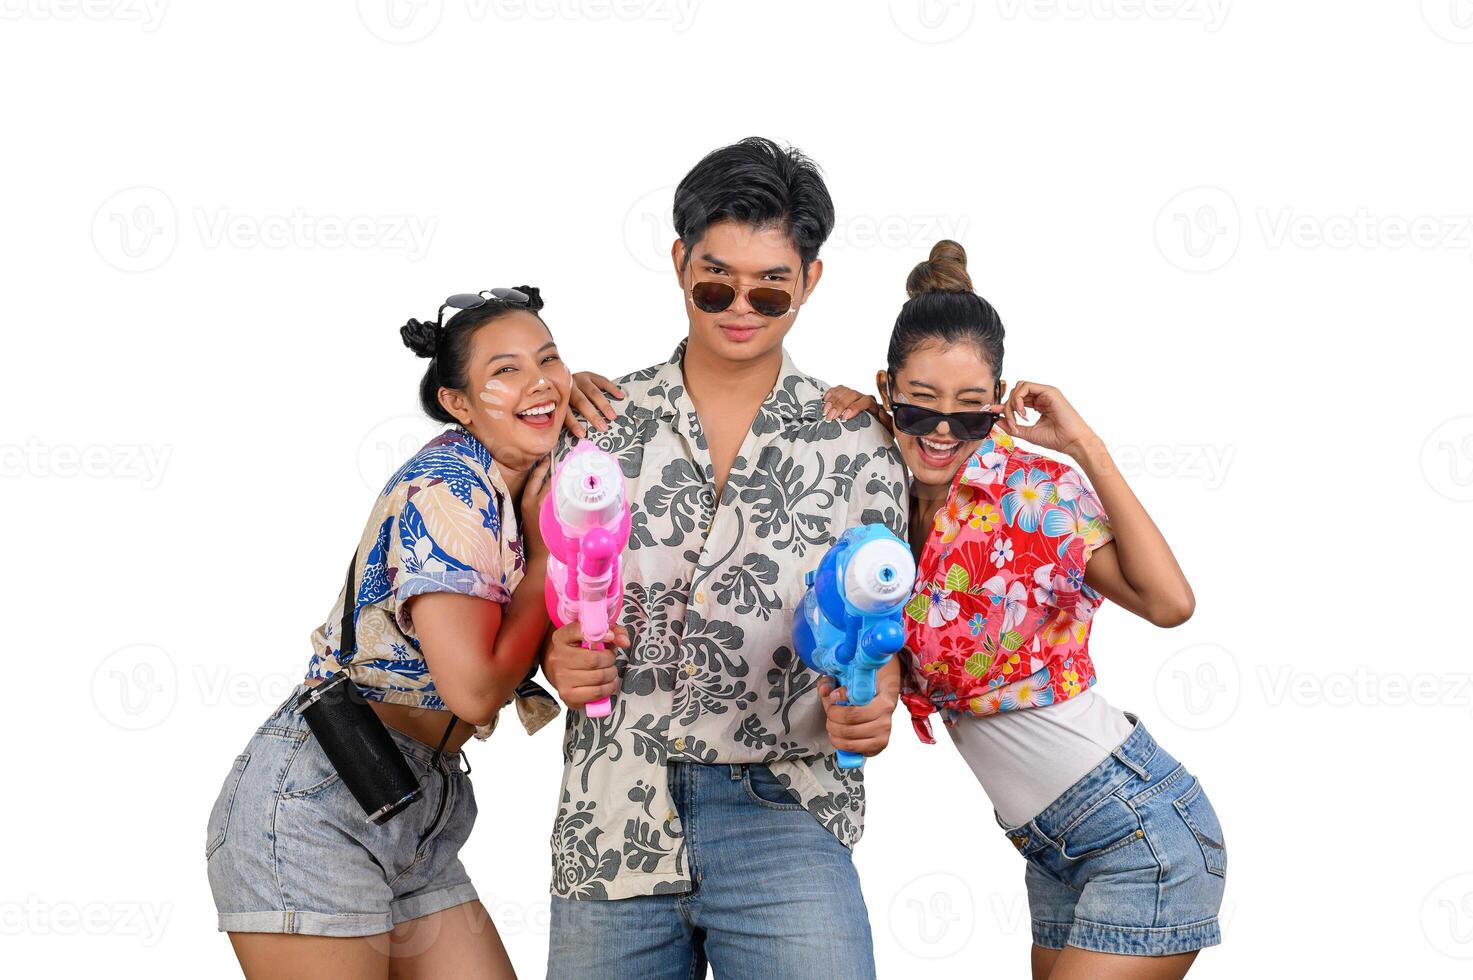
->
xmin=818 ymin=659 xmax=902 ymax=762
xmin=542 ymin=620 xmax=633 ymax=711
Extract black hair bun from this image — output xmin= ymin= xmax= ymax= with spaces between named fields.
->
xmin=400 ymin=317 xmax=440 ymax=358
xmin=514 ymin=285 xmax=544 ymax=312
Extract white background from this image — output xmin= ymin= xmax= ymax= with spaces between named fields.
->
xmin=3 ymin=1 xmax=1471 ymax=976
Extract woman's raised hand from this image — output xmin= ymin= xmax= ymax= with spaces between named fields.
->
xmin=565 ymin=371 xmax=626 ymax=438
xmin=993 ymin=381 xmax=1097 ymax=458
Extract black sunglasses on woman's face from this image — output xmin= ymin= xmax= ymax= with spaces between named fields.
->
xmin=887 ymin=381 xmax=1004 ymax=442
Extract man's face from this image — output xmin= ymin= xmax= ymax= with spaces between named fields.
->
xmin=671 ymin=219 xmax=822 ymax=365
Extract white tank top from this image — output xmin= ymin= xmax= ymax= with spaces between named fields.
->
xmin=945 ymin=689 xmax=1135 ymax=827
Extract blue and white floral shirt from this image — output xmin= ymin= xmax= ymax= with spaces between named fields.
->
xmin=305 ymin=426 xmax=559 ymax=738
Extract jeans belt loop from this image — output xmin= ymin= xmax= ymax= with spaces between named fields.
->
xmin=1112 ymin=745 xmax=1151 ymax=781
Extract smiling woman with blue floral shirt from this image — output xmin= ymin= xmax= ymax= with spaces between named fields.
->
xmin=204 ymin=287 xmax=565 ymax=980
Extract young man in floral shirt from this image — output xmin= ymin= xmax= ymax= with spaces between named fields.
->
xmin=541 ymin=137 xmax=908 ymax=979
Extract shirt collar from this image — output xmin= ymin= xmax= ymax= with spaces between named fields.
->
xmin=650 ymin=338 xmax=814 ymax=438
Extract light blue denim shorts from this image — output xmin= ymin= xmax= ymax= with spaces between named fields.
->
xmin=205 ymin=685 xmax=479 ymax=937
xmin=998 ymin=717 xmax=1227 ymax=956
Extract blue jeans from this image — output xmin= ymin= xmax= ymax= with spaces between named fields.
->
xmin=999 ymin=718 xmax=1226 ymax=956
xmin=547 ymin=761 xmax=876 ymax=979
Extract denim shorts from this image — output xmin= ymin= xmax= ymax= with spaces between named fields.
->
xmin=205 ymin=685 xmax=479 ymax=937
xmin=998 ymin=717 xmax=1226 ymax=956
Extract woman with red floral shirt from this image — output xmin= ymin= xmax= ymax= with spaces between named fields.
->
xmin=826 ymin=241 xmax=1227 ymax=979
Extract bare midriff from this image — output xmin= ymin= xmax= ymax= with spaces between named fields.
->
xmin=303 ymin=676 xmax=477 ymax=756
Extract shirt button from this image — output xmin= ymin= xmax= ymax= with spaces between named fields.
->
xmin=683 ymin=662 xmax=697 ymax=676
xmin=665 ymin=809 xmax=676 ymax=822
xmin=674 ymin=737 xmax=687 ymax=752
xmin=694 ymin=591 xmax=707 ymax=605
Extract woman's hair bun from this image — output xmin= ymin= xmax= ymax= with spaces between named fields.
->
xmin=905 ymin=239 xmax=973 ymax=297
xmin=400 ymin=317 xmax=441 ymax=358
xmin=514 ymin=285 xmax=544 ymax=312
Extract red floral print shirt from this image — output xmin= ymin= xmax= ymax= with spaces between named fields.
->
xmin=900 ymin=429 xmax=1113 ymax=743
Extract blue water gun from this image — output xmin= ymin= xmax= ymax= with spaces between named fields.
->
xmin=793 ymin=524 xmax=918 ymax=769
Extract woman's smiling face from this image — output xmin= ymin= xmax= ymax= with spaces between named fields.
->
xmin=880 ymin=339 xmax=1002 ymax=493
xmin=444 ymin=311 xmax=571 ymax=466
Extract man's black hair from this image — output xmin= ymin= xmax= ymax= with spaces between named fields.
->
xmin=672 ymin=136 xmax=836 ymax=277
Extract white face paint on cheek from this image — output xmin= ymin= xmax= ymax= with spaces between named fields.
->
xmin=479 ymin=378 xmax=511 ymax=420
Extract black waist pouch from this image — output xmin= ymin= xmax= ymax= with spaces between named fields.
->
xmin=296 ymin=553 xmax=455 ymax=825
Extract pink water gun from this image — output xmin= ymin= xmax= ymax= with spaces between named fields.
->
xmin=539 ymin=441 xmax=631 ymax=718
